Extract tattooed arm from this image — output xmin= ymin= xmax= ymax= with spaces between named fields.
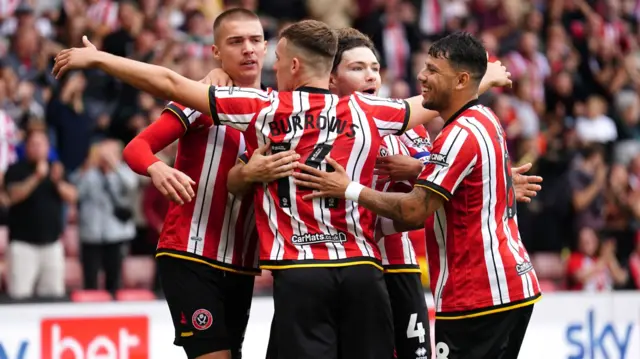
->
xmin=293 ymin=157 xmax=444 ymax=230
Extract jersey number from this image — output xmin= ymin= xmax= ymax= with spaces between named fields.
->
xmin=503 ymin=149 xmax=517 ymax=219
xmin=406 ymin=313 xmax=426 ymax=344
xmin=435 ymin=342 xmax=450 ymax=359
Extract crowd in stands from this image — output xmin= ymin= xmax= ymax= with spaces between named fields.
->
xmin=0 ymin=0 xmax=640 ymax=301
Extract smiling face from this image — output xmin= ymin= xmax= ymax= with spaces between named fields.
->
xmin=330 ymin=46 xmax=381 ymax=97
xmin=212 ymin=18 xmax=266 ymax=86
xmin=416 ymin=55 xmax=458 ymax=112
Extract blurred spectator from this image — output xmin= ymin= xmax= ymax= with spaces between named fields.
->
xmin=575 ymin=95 xmax=618 ymax=144
xmin=566 ymin=228 xmax=627 ymax=291
xmin=71 ymin=139 xmax=137 ymax=295
xmin=4 ymin=129 xmax=76 ymax=299
xmin=569 ymin=144 xmax=608 ymax=234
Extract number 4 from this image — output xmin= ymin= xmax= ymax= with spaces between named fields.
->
xmin=406 ymin=313 xmax=426 ymax=343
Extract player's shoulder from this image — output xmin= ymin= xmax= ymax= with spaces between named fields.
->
xmin=214 ymin=86 xmax=273 ymax=99
xmin=352 ymin=92 xmax=406 ymax=106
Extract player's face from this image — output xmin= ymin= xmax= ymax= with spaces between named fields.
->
xmin=416 ymin=55 xmax=456 ymax=112
xmin=330 ymin=47 xmax=381 ymax=97
xmin=213 ymin=19 xmax=266 ymax=85
xmin=274 ymin=38 xmax=295 ymax=91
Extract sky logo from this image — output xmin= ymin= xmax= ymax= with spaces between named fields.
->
xmin=565 ymin=309 xmax=634 ymax=359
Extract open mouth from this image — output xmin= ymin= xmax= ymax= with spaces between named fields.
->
xmin=361 ymin=88 xmax=376 ymax=95
xmin=241 ymin=60 xmax=257 ymax=66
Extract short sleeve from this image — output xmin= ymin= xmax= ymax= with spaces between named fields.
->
xmin=398 ymin=126 xmax=432 ymax=164
xmin=163 ymin=101 xmax=212 ymax=130
xmin=354 ymin=92 xmax=410 ymax=137
xmin=415 ymin=125 xmax=477 ymax=201
xmin=208 ymin=86 xmax=273 ymax=132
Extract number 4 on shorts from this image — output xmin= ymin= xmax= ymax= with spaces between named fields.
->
xmin=406 ymin=313 xmax=426 ymax=343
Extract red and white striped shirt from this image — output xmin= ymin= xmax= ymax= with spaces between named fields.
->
xmin=156 ymin=102 xmax=259 ymax=274
xmin=416 ymin=100 xmax=541 ymax=318
xmin=209 ymin=86 xmax=410 ymax=269
xmin=0 ymin=110 xmax=17 ymax=173
xmin=86 ymin=0 xmax=119 ymax=32
xmin=374 ymin=127 xmax=431 ymax=272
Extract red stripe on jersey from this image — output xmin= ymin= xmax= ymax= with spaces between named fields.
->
xmin=157 ymin=102 xmax=259 ymax=273
xmin=208 ymin=87 xmax=409 ymax=268
xmin=415 ymin=100 xmax=540 ymax=316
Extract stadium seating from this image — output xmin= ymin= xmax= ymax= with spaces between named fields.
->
xmin=64 ymin=257 xmax=83 ymax=291
xmin=70 ymin=289 xmax=112 ymax=302
xmin=115 ymin=289 xmax=157 ymax=301
xmin=122 ymin=256 xmax=156 ymax=289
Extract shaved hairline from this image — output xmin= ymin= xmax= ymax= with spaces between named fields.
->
xmin=213 ymin=11 xmax=262 ymax=45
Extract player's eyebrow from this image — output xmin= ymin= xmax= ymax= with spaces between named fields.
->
xmin=349 ymin=60 xmax=380 ymax=67
xmin=226 ymin=34 xmax=263 ymax=42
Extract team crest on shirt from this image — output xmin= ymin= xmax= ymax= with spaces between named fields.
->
xmin=516 ymin=261 xmax=534 ymax=276
xmin=192 ymin=309 xmax=213 ymax=330
xmin=379 ymin=146 xmax=389 ymax=157
xmin=429 ymin=153 xmax=449 ymax=167
xmin=291 ymin=232 xmax=348 ymax=245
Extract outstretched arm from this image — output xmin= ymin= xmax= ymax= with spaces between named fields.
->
xmin=54 ymin=36 xmax=211 ymax=116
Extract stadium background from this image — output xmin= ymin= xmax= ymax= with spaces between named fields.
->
xmin=1 ymin=0 xmax=640 ymax=358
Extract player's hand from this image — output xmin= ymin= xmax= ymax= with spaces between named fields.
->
xmin=243 ymin=142 xmax=300 ymax=183
xmin=512 ymin=163 xmax=543 ymax=203
xmin=375 ymin=155 xmax=423 ymax=182
xmin=485 ymin=60 xmax=512 ymax=88
xmin=200 ymin=68 xmax=233 ymax=86
xmin=147 ymin=161 xmax=196 ymax=205
xmin=293 ymin=157 xmax=351 ymax=200
xmin=52 ymin=36 xmax=99 ymax=79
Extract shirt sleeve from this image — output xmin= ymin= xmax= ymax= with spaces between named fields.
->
xmin=398 ymin=126 xmax=432 ymax=164
xmin=353 ymin=92 xmax=410 ymax=137
xmin=163 ymin=101 xmax=213 ymax=130
xmin=208 ymin=86 xmax=273 ymax=132
xmin=414 ymin=125 xmax=477 ymax=201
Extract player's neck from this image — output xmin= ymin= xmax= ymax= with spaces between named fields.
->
xmin=292 ymin=75 xmax=330 ymax=91
xmin=441 ymin=93 xmax=478 ymax=122
xmin=234 ymin=78 xmax=262 ymax=89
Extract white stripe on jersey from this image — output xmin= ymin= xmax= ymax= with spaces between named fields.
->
xmin=433 ymin=207 xmax=448 ymax=311
xmin=285 ymin=92 xmax=313 ymax=260
xmin=345 ymin=98 xmax=376 ymax=257
xmin=188 ymin=125 xmax=227 ymax=256
xmin=218 ymin=113 xmax=254 ymax=130
xmin=216 ymin=135 xmax=246 ymax=263
xmin=475 ymin=106 xmax=535 ymax=297
xmin=459 ymin=116 xmax=510 ymax=305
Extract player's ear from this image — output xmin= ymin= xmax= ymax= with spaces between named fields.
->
xmin=212 ymin=44 xmax=221 ymax=61
xmin=456 ymin=72 xmax=470 ymax=90
xmin=329 ymin=73 xmax=338 ymax=93
xmin=291 ymin=57 xmax=300 ymax=74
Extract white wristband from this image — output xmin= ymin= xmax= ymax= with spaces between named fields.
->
xmin=345 ymin=182 xmax=365 ymax=202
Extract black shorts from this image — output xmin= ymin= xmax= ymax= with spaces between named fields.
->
xmin=157 ymin=255 xmax=255 ymax=359
xmin=384 ymin=272 xmax=431 ymax=359
xmin=271 ymin=265 xmax=394 ymax=359
xmin=434 ymin=305 xmax=534 ymax=359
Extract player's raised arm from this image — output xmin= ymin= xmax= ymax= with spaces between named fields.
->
xmin=54 ymin=36 xmax=211 ymax=117
xmin=403 ymin=60 xmax=512 ymax=130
